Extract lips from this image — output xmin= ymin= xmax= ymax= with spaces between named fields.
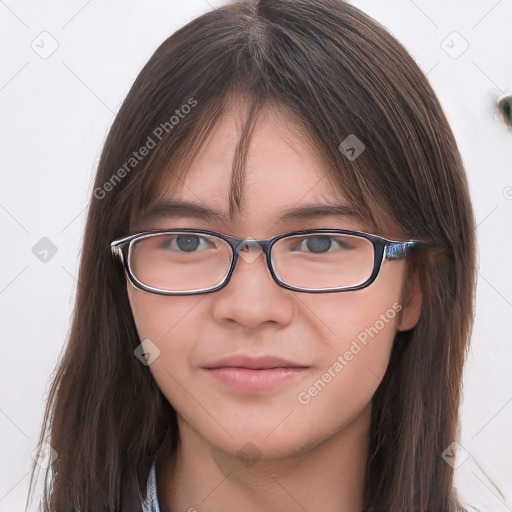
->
xmin=202 ymin=355 xmax=311 ymax=391
xmin=203 ymin=354 xmax=309 ymax=370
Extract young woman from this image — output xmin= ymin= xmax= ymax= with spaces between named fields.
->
xmin=28 ymin=0 xmax=477 ymax=510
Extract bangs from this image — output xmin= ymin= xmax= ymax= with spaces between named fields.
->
xmin=128 ymin=88 xmax=386 ymax=234
xmin=134 ymin=90 xmax=266 ymax=224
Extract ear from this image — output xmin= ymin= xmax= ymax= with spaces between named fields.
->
xmin=397 ymin=267 xmax=423 ymax=332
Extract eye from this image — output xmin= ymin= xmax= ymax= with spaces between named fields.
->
xmin=291 ymin=235 xmax=351 ymax=254
xmin=160 ymin=234 xmax=213 ymax=253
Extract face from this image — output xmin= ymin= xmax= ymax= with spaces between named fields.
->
xmin=126 ymin=102 xmax=422 ymax=461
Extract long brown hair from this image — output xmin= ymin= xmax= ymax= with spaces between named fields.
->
xmin=28 ymin=0 xmax=477 ymax=510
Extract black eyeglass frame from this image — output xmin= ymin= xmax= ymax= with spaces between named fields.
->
xmin=111 ymin=228 xmax=421 ymax=295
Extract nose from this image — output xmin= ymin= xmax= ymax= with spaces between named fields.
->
xmin=211 ymin=243 xmax=295 ymax=329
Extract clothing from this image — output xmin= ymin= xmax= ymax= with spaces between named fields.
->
xmin=140 ymin=461 xmax=161 ymax=512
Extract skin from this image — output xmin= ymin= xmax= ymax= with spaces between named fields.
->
xmin=127 ymin=101 xmax=422 ymax=512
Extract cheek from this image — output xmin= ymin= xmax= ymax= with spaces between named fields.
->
xmin=294 ymin=262 xmax=405 ymax=417
xmin=304 ymin=262 xmax=404 ymax=356
xmin=127 ymin=284 xmax=204 ymax=341
xmin=127 ymin=286 xmax=204 ymax=395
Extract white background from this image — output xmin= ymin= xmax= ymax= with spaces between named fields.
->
xmin=1 ymin=1 xmax=511 ymax=510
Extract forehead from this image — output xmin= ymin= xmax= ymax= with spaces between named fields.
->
xmin=146 ymin=104 xmax=354 ymax=226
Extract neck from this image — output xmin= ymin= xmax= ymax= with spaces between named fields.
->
xmin=158 ymin=404 xmax=370 ymax=512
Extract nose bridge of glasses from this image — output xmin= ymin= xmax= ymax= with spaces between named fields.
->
xmin=233 ymin=237 xmax=270 ymax=265
xmin=234 ymin=237 xmax=267 ymax=250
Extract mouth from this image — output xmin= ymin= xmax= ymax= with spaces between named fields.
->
xmin=202 ymin=355 xmax=311 ymax=391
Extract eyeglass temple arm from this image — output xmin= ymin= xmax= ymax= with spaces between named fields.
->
xmin=384 ymin=241 xmax=418 ymax=260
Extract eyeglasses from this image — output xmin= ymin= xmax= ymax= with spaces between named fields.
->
xmin=110 ymin=228 xmax=421 ymax=295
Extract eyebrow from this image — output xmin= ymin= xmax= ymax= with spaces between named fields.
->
xmin=137 ymin=199 xmax=360 ymax=224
